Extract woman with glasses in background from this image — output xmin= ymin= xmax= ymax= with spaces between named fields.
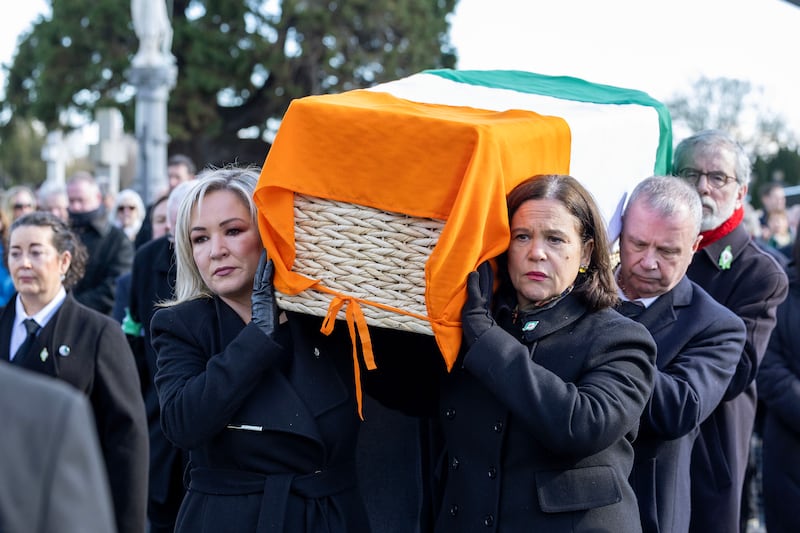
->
xmin=112 ymin=188 xmax=146 ymax=241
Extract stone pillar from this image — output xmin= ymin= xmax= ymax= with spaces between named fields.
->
xmin=89 ymin=108 xmax=128 ymax=197
xmin=40 ymin=130 xmax=69 ymax=186
xmin=128 ymin=0 xmax=177 ymax=204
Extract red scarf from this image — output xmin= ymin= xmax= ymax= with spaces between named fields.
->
xmin=697 ymin=206 xmax=744 ymax=250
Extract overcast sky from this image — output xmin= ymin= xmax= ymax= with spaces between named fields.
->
xmin=2 ymin=0 xmax=799 ymax=137
xmin=449 ymin=0 xmax=800 ymax=137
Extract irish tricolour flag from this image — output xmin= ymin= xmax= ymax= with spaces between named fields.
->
xmin=255 ymin=69 xmax=672 ymax=378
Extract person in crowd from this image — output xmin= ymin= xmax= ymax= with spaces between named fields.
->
xmin=127 ymin=180 xmax=193 ymax=533
xmin=672 ymin=130 xmax=789 ymax=533
xmin=4 ymin=185 xmax=37 ymax=221
xmin=151 ymin=166 xmax=373 ymax=532
xmin=112 ymin=188 xmax=146 ymax=241
xmin=0 ymin=361 xmax=116 ymax=533
xmin=150 ymin=193 xmax=170 ymax=240
xmin=112 ymin=192 xmax=172 ymax=324
xmin=757 ymin=219 xmax=800 ymax=533
xmin=109 ymin=188 xmax=147 ymax=322
xmin=66 ymin=171 xmax=134 ymax=314
xmin=617 ymin=176 xmax=745 ymax=533
xmin=36 ymin=182 xmax=70 ymax=221
xmin=757 ymin=180 xmax=786 ymax=238
xmin=0 ymin=208 xmax=15 ymax=306
xmin=743 ymin=202 xmax=788 ymax=269
xmin=135 ymin=153 xmax=197 ymax=247
xmin=433 ymin=174 xmax=656 ymax=532
xmin=166 ymin=153 xmax=197 ymax=191
xmin=766 ymin=208 xmax=793 ymax=258
xmin=0 ymin=212 xmax=148 ymax=533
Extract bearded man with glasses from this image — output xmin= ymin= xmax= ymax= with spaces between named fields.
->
xmin=673 ymin=130 xmax=788 ymax=533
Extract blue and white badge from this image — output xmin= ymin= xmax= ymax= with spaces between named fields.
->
xmin=522 ymin=321 xmax=539 ymax=332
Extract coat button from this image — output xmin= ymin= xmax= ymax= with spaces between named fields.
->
xmin=313 ymin=347 xmax=320 ymax=358
xmin=445 ymin=408 xmax=456 ymax=420
xmin=449 ymin=504 xmax=459 ymax=517
xmin=487 ymin=466 xmax=497 ymax=479
xmin=483 ymin=514 xmax=494 ymax=527
xmin=492 ymin=421 xmax=503 ymax=433
xmin=450 ymin=456 xmax=460 ymax=470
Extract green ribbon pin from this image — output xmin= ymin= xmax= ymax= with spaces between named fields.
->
xmin=718 ymin=245 xmax=733 ymax=270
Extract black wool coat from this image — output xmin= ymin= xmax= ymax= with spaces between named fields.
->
xmin=757 ymin=268 xmax=800 ymax=533
xmin=129 ymin=234 xmax=184 ymax=531
xmin=151 ymin=298 xmax=371 ymax=533
xmin=686 ymin=224 xmax=788 ymax=533
xmin=435 ymin=291 xmax=656 ymax=533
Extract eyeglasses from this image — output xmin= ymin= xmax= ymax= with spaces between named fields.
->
xmin=13 ymin=203 xmax=32 ymax=210
xmin=676 ymin=168 xmax=737 ymax=189
xmin=117 ymin=205 xmax=137 ymax=212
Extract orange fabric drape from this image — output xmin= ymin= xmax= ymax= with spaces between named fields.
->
xmin=254 ymin=89 xmax=571 ymax=376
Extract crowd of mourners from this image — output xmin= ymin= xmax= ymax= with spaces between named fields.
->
xmin=1 ymin=132 xmax=799 ymax=533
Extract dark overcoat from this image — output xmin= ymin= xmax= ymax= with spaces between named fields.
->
xmin=71 ymin=213 xmax=135 ymax=315
xmin=686 ymin=224 xmax=788 ymax=533
xmin=0 ymin=293 xmax=149 ymax=533
xmin=435 ymin=292 xmax=656 ymax=533
xmin=627 ymin=276 xmax=745 ymax=533
xmin=151 ymin=297 xmax=371 ymax=533
xmin=757 ymin=267 xmax=800 ymax=533
xmin=129 ymin=235 xmax=185 ymax=531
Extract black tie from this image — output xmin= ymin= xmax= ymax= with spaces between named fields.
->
xmin=13 ymin=318 xmax=41 ymax=361
xmin=619 ymin=300 xmax=646 ymax=318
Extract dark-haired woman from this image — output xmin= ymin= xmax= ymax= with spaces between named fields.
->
xmin=0 ymin=211 xmax=148 ymax=533
xmin=435 ymin=174 xmax=656 ymax=532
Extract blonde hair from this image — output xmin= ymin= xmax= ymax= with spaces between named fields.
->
xmin=162 ymin=165 xmax=261 ymax=307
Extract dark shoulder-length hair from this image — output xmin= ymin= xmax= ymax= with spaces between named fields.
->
xmin=9 ymin=211 xmax=88 ymax=290
xmin=497 ymin=174 xmax=619 ymax=311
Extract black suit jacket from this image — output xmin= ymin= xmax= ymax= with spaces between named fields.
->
xmin=687 ymin=224 xmax=788 ymax=533
xmin=0 ymin=294 xmax=149 ymax=533
xmin=627 ymin=276 xmax=745 ymax=533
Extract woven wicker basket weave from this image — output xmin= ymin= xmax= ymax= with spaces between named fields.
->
xmin=275 ymin=194 xmax=446 ymax=335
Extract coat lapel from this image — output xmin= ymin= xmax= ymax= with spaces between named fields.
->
xmin=0 ymin=301 xmax=15 ymax=361
xmin=213 ymin=299 xmax=327 ymax=446
xmin=0 ymin=295 xmax=60 ymax=377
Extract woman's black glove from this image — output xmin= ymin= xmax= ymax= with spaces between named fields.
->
xmin=461 ymin=261 xmax=496 ymax=348
xmin=251 ymin=250 xmax=279 ymax=338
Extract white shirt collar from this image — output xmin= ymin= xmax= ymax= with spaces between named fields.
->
xmin=13 ymin=286 xmax=67 ymax=330
xmin=614 ymin=267 xmax=660 ymax=308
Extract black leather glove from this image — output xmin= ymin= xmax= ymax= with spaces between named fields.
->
xmin=461 ymin=261 xmax=496 ymax=348
xmin=251 ymin=250 xmax=279 ymax=338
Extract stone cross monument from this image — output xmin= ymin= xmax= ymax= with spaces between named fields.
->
xmin=128 ymin=0 xmax=177 ymax=204
xmin=40 ymin=130 xmax=69 ymax=186
xmin=89 ymin=108 xmax=128 ymax=197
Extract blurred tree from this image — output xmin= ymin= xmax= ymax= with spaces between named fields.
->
xmin=666 ymin=76 xmax=800 ymax=201
xmin=0 ymin=118 xmax=47 ymax=189
xmin=1 ymin=0 xmax=458 ymax=169
xmin=666 ymin=76 xmax=797 ymax=159
xmin=752 ymin=149 xmax=800 ymax=207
